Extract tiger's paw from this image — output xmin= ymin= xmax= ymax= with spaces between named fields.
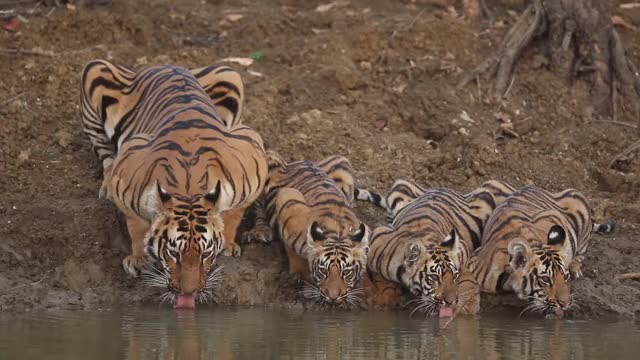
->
xmin=122 ymin=255 xmax=147 ymax=277
xmin=569 ymin=260 xmax=583 ymax=279
xmin=98 ymin=179 xmax=110 ymax=200
xmin=222 ymin=243 xmax=242 ymax=257
xmin=244 ymin=225 xmax=273 ymax=243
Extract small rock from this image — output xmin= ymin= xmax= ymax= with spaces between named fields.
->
xmin=372 ymin=118 xmax=387 ymax=130
xmin=359 ymin=61 xmax=372 ymax=70
xmin=54 ymin=130 xmax=72 ymax=148
xmin=17 ymin=149 xmax=30 ymax=163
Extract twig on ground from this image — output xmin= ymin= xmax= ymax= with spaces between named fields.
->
xmin=391 ymin=9 xmax=426 ymax=38
xmin=0 ymin=92 xmax=26 ymax=107
xmin=503 ymin=75 xmax=516 ymax=98
xmin=591 ymin=120 xmax=638 ymax=129
xmin=609 ymin=140 xmax=640 ymax=168
xmin=616 ymin=273 xmax=640 ymax=280
xmin=0 ymin=48 xmax=56 ymax=57
xmin=0 ymin=277 xmax=45 ymax=296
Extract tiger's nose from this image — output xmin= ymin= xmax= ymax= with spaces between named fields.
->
xmin=444 ymin=298 xmax=457 ymax=306
xmin=556 ymin=300 xmax=568 ymax=309
xmin=323 ymin=287 xmax=345 ymax=302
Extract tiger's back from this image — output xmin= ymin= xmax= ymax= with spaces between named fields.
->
xmin=470 ymin=186 xmax=595 ymax=295
xmin=368 ymin=183 xmax=502 ymax=286
xmin=362 ymin=180 xmax=513 ymax=313
xmin=257 ymin=152 xmax=370 ymax=305
xmin=80 ymin=60 xmax=267 ymax=300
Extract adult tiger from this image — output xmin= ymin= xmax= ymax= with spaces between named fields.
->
xmin=246 ymin=151 xmax=371 ymax=306
xmin=355 ymin=179 xmax=515 ymax=316
xmin=80 ymin=60 xmax=267 ymax=307
xmin=468 ymin=186 xmax=615 ymax=317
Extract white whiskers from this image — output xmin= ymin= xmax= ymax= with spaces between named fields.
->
xmin=409 ymin=297 xmax=440 ymax=319
xmin=198 ymin=266 xmax=224 ymax=304
xmin=300 ymin=282 xmax=365 ymax=308
xmin=141 ymin=263 xmax=170 ymax=289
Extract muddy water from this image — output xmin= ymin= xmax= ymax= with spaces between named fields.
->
xmin=1 ymin=308 xmax=639 ymax=360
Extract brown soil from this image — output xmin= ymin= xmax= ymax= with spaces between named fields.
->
xmin=0 ymin=0 xmax=638 ymax=318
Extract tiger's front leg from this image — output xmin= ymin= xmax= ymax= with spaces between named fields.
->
xmin=98 ymin=160 xmax=114 ymax=200
xmin=221 ymin=207 xmax=246 ymax=257
xmin=244 ymin=196 xmax=273 ymax=243
xmin=122 ymin=214 xmax=151 ymax=277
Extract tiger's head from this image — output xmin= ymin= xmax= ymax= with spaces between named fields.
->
xmin=141 ymin=181 xmax=225 ymax=304
xmin=402 ymin=230 xmax=462 ymax=315
xmin=507 ymin=225 xmax=572 ymax=317
xmin=302 ymin=220 xmax=370 ymax=306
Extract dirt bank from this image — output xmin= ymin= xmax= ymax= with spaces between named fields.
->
xmin=0 ymin=0 xmax=638 ymax=318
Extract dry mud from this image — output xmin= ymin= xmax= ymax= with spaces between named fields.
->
xmin=0 ymin=0 xmax=638 ymax=318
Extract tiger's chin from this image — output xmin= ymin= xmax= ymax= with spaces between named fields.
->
xmin=143 ymin=266 xmax=224 ymax=308
xmin=543 ymin=304 xmax=567 ymax=319
xmin=300 ymin=282 xmax=365 ymax=308
xmin=519 ymin=299 xmax=569 ymax=319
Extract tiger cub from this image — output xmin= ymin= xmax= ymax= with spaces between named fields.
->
xmin=356 ymin=179 xmax=514 ymax=316
xmin=81 ymin=61 xmax=267 ymax=306
xmin=469 ymin=186 xmax=615 ymax=317
xmin=247 ymin=151 xmax=370 ymax=306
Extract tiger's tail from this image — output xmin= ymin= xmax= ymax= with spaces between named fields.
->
xmin=355 ymin=188 xmax=388 ymax=210
xmin=592 ymin=220 xmax=616 ymax=234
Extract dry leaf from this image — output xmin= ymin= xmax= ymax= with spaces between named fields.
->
xmin=3 ymin=17 xmax=20 ymax=32
xmin=612 ymin=16 xmax=638 ymax=31
xmin=459 ymin=111 xmax=475 ymax=123
xmin=493 ymin=111 xmax=511 ymax=123
xmin=225 ymin=14 xmax=244 ymax=22
xmin=247 ymin=70 xmax=263 ymax=77
xmin=392 ymin=83 xmax=407 ymax=94
xmin=620 ymin=3 xmax=640 ymax=9
xmin=315 ymin=1 xmax=348 ymax=13
xmin=218 ymin=57 xmax=254 ymax=66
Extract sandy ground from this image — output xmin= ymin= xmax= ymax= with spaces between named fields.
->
xmin=0 ymin=0 xmax=638 ymax=318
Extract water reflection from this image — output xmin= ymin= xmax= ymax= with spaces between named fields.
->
xmin=0 ymin=308 xmax=639 ymax=360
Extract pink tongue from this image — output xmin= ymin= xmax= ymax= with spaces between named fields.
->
xmin=439 ymin=306 xmax=454 ymax=318
xmin=175 ymin=295 xmax=196 ymax=309
xmin=555 ymin=308 xmax=565 ymax=317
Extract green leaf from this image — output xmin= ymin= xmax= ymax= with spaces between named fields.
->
xmin=249 ymin=51 xmax=264 ymax=61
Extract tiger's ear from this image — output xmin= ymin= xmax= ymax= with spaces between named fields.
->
xmin=190 ymin=65 xmax=244 ymax=126
xmin=508 ymin=239 xmax=532 ymax=271
xmin=81 ymin=60 xmax=133 ymax=130
xmin=440 ymin=229 xmax=459 ymax=249
xmin=547 ymin=225 xmax=566 ymax=245
xmin=404 ymin=240 xmax=423 ymax=267
xmin=310 ymin=222 xmax=326 ymax=241
xmin=157 ymin=182 xmax=172 ymax=203
xmin=140 ymin=181 xmax=172 ymax=219
xmin=351 ymin=223 xmax=370 ymax=245
xmin=204 ymin=180 xmax=222 ymax=204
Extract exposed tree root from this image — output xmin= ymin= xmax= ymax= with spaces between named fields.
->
xmin=459 ymin=0 xmax=640 ymax=121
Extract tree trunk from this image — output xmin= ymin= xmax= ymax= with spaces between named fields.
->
xmin=459 ymin=0 xmax=640 ymax=121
